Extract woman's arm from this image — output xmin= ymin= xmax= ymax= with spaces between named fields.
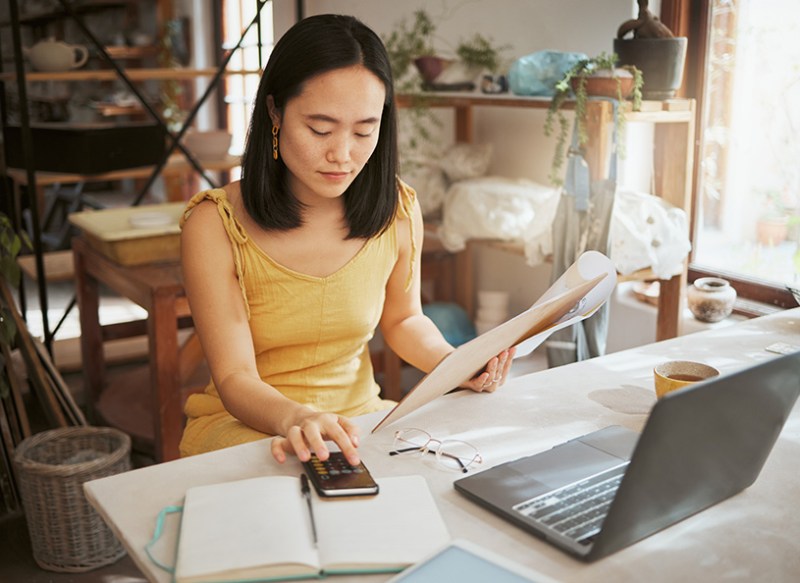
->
xmin=181 ymin=200 xmax=360 ymax=463
xmin=379 ymin=197 xmax=514 ymax=391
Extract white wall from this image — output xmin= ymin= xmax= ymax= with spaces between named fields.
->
xmin=272 ymin=1 xmax=670 ymax=330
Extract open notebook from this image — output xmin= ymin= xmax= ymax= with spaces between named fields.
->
xmin=170 ymin=474 xmax=449 ymax=583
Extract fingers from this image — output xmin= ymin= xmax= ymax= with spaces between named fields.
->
xmin=469 ymin=348 xmax=514 ymax=393
xmin=270 ymin=413 xmax=361 ymax=465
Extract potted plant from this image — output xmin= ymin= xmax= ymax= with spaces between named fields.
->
xmin=614 ymin=0 xmax=687 ymax=100
xmin=384 ymin=9 xmax=509 ymax=90
xmin=755 ymin=190 xmax=792 ymax=246
xmin=456 ymin=33 xmax=508 ymax=76
xmin=384 ymin=10 xmax=439 ymax=91
xmin=383 ymin=10 xmax=509 ymax=162
xmin=544 ymin=52 xmax=643 ymax=185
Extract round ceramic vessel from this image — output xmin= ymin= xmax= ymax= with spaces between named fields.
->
xmin=653 ymin=360 xmax=720 ymax=399
xmin=687 ymin=277 xmax=737 ymax=323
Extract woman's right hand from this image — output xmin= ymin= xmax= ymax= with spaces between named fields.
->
xmin=270 ymin=411 xmax=361 ymax=466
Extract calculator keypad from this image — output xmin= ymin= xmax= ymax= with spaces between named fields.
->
xmin=309 ymin=453 xmax=365 ymax=480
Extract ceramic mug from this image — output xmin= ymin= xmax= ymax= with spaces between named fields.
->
xmin=653 ymin=360 xmax=720 ymax=399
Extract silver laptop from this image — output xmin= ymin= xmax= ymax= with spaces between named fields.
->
xmin=454 ymin=352 xmax=800 ymax=561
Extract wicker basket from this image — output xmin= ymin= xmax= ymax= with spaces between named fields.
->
xmin=13 ymin=427 xmax=132 ymax=572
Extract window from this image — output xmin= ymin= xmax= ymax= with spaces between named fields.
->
xmin=217 ymin=0 xmax=275 ymax=176
xmin=666 ymin=0 xmax=799 ymax=310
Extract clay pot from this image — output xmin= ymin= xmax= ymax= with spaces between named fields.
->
xmin=613 ymin=37 xmax=688 ymax=100
xmin=413 ymin=56 xmax=453 ymax=85
xmin=687 ymin=277 xmax=737 ymax=323
xmin=570 ymin=71 xmax=634 ymax=99
xmin=756 ymin=216 xmax=788 ymax=246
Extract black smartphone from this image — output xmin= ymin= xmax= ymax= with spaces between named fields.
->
xmin=302 ymin=451 xmax=379 ymax=497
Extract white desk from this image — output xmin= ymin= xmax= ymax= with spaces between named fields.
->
xmin=85 ymin=309 xmax=800 ymax=582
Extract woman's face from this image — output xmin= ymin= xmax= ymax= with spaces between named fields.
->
xmin=270 ymin=65 xmax=386 ymax=206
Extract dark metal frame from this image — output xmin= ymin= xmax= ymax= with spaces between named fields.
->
xmin=1 ymin=0 xmax=272 ymax=348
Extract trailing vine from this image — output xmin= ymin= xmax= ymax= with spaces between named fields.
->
xmin=544 ymin=53 xmax=643 ymax=186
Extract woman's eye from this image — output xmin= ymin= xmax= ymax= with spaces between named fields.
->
xmin=309 ymin=127 xmax=330 ymax=136
xmin=355 ymin=131 xmax=374 ymax=138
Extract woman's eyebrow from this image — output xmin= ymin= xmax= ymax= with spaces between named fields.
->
xmin=306 ymin=113 xmax=380 ymax=124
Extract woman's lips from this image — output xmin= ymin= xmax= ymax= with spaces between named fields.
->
xmin=320 ymin=171 xmax=350 ymax=181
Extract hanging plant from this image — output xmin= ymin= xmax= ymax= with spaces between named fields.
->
xmin=544 ymin=52 xmax=643 ymax=186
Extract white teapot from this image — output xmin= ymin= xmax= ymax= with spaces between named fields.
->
xmin=24 ymin=37 xmax=89 ymax=72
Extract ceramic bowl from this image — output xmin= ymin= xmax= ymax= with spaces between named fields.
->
xmin=183 ymin=130 xmax=232 ymax=161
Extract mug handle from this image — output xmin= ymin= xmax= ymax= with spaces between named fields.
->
xmin=72 ymin=46 xmax=89 ymax=69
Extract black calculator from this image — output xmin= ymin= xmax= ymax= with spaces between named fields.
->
xmin=302 ymin=451 xmax=379 ymax=497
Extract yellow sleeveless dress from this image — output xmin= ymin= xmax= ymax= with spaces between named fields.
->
xmin=178 ymin=181 xmax=417 ymax=456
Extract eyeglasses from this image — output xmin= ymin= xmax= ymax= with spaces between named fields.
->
xmin=389 ymin=428 xmax=483 ymax=473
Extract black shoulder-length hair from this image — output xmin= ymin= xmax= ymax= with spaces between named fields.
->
xmin=240 ymin=14 xmax=399 ymax=240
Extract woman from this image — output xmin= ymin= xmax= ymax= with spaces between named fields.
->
xmin=180 ymin=14 xmax=514 ymax=466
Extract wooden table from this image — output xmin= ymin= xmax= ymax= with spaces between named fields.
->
xmin=72 ymin=236 xmax=198 ymax=462
xmin=85 ymin=308 xmax=800 ymax=582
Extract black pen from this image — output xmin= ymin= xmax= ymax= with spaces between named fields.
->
xmin=300 ymin=473 xmax=318 ymax=547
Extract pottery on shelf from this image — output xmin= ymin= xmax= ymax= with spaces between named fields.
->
xmin=183 ymin=130 xmax=232 ymax=161
xmin=687 ymin=277 xmax=737 ymax=323
xmin=570 ymin=69 xmax=635 ymax=99
xmin=413 ymin=56 xmax=453 ymax=85
xmin=24 ymin=37 xmax=89 ymax=72
xmin=613 ymin=37 xmax=688 ymax=100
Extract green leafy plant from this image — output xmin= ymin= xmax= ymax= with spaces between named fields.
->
xmin=0 ymin=213 xmax=31 ymax=399
xmin=384 ymin=10 xmax=510 ymax=84
xmin=384 ymin=9 xmax=438 ymax=91
xmin=544 ymin=52 xmax=643 ymax=185
xmin=384 ymin=10 xmax=510 ymax=165
xmin=455 ymin=32 xmax=510 ymax=75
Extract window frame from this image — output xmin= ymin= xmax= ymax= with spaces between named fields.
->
xmin=661 ymin=0 xmax=797 ymax=313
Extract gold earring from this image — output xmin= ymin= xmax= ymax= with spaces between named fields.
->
xmin=272 ymin=125 xmax=279 ymax=160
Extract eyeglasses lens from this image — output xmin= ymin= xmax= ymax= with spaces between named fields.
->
xmin=437 ymin=440 xmax=480 ymax=472
xmin=393 ymin=428 xmax=431 ymax=454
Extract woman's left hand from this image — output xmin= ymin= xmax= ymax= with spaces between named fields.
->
xmin=460 ymin=347 xmax=516 ymax=393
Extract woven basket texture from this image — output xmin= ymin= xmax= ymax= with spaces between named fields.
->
xmin=13 ymin=426 xmax=132 ymax=572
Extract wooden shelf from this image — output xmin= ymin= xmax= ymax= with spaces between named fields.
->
xmin=0 ymin=1 xmax=131 ymax=27
xmin=103 ymin=45 xmax=160 ymax=60
xmin=0 ymin=67 xmax=262 ymax=82
xmin=6 ymin=154 xmax=241 ymax=187
xmin=17 ymin=250 xmax=75 ymax=282
xmin=397 ymin=91 xmax=693 ymax=122
xmin=91 ymin=103 xmax=147 ymax=117
xmin=399 ymin=92 xmax=696 ymax=341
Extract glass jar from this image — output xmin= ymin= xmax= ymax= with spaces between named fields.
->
xmin=687 ymin=277 xmax=737 ymax=323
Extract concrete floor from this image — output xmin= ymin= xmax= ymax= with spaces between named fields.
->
xmin=0 ymin=364 xmax=150 ymax=583
xmin=0 ymin=511 xmax=147 ymax=583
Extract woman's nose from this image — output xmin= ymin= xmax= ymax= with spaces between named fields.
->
xmin=326 ymin=135 xmax=352 ymax=164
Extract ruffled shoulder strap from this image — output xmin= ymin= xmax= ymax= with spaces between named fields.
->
xmin=181 ymin=188 xmax=252 ymax=319
xmin=395 ymin=177 xmax=418 ymax=292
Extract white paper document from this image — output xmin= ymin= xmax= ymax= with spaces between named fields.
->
xmin=372 ymin=251 xmax=617 ymax=432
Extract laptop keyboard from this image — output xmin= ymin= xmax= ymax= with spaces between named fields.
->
xmin=513 ymin=464 xmax=628 ymax=542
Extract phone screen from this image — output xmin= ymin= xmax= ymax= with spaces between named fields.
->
xmin=302 ymin=452 xmax=379 ymax=497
